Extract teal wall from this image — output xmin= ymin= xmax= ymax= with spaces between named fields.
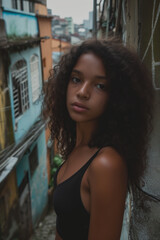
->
xmin=30 ymin=130 xmax=48 ymax=225
xmin=2 ymin=8 xmax=38 ymax=38
xmin=16 ymin=130 xmax=48 ymax=226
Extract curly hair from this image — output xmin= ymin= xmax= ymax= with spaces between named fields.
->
xmin=43 ymin=38 xmax=154 ymax=188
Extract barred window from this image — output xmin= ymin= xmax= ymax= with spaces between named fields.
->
xmin=12 ymin=0 xmax=33 ymax=12
xmin=30 ymin=55 xmax=41 ymax=103
xmin=11 ymin=59 xmax=29 ymax=119
xmin=12 ymin=0 xmax=23 ymax=10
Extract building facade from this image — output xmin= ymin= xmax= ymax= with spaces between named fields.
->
xmin=0 ymin=1 xmax=50 ymax=239
xmin=97 ymin=0 xmax=160 ymax=239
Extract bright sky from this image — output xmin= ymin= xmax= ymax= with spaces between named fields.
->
xmin=46 ymin=0 xmax=93 ymax=24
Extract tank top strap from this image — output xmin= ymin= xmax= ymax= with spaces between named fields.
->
xmin=82 ymin=147 xmax=103 ymax=169
xmin=54 ymin=147 xmax=103 ymax=188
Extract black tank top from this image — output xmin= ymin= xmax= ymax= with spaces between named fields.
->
xmin=53 ymin=149 xmax=101 ymax=240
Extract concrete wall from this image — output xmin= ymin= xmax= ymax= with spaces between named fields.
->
xmin=38 ymin=16 xmax=52 ymax=81
xmin=122 ymin=0 xmax=139 ymax=49
xmin=35 ymin=3 xmax=47 ymax=15
xmin=97 ymin=0 xmax=160 ymax=238
xmin=136 ymin=0 xmax=160 ymax=195
xmin=138 ymin=0 xmax=160 ymax=200
xmin=1 ymin=0 xmax=12 ymax=8
xmin=2 ymin=8 xmax=38 ymax=38
xmin=123 ymin=0 xmax=160 ymax=238
xmin=16 ymin=130 xmax=48 ymax=226
xmin=0 ymin=170 xmax=19 ymax=238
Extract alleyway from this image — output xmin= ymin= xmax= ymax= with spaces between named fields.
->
xmin=29 ymin=209 xmax=56 ymax=240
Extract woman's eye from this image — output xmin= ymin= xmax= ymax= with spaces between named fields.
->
xmin=96 ymin=83 xmax=106 ymax=90
xmin=71 ymin=77 xmax=81 ymax=83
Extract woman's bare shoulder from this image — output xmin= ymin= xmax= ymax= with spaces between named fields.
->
xmin=90 ymin=146 xmax=127 ymax=175
xmin=87 ymin=147 xmax=128 ymax=239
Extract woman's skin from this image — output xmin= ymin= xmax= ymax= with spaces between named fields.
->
xmin=55 ymin=53 xmax=128 ymax=240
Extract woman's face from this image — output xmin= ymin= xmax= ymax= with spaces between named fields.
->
xmin=66 ymin=53 xmax=109 ymax=124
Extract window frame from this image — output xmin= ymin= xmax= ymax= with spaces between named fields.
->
xmin=11 ymin=59 xmax=30 ymax=119
xmin=30 ymin=54 xmax=41 ymax=103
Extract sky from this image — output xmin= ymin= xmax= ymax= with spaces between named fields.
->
xmin=46 ymin=0 xmax=93 ymax=24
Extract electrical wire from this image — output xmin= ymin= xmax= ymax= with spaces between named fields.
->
xmin=136 ymin=184 xmax=160 ymax=202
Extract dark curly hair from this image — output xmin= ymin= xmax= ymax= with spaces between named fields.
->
xmin=43 ymin=38 xmax=154 ymax=188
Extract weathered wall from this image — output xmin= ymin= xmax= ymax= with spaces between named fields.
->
xmin=121 ymin=0 xmax=160 ymax=198
xmin=123 ymin=0 xmax=139 ymax=49
xmin=0 ymin=170 xmax=19 ymax=238
xmin=97 ymin=0 xmax=160 ymax=238
xmin=38 ymin=16 xmax=52 ymax=81
xmin=138 ymin=0 xmax=160 ymax=195
xmin=52 ymin=38 xmax=70 ymax=65
xmin=124 ymin=0 xmax=160 ymax=238
xmin=2 ymin=8 xmax=38 ymax=38
xmin=35 ymin=3 xmax=47 ymax=15
xmin=52 ymin=38 xmax=71 ymax=52
xmin=1 ymin=0 xmax=12 ymax=8
xmin=16 ymin=130 xmax=48 ymax=226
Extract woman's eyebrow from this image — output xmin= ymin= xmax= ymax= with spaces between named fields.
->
xmin=71 ymin=69 xmax=107 ymax=81
xmin=95 ymin=75 xmax=107 ymax=80
xmin=71 ymin=69 xmax=82 ymax=75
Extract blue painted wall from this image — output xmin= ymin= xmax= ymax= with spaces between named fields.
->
xmin=16 ymin=130 xmax=48 ymax=226
xmin=30 ymin=130 xmax=48 ymax=225
xmin=9 ymin=46 xmax=43 ymax=143
xmin=2 ymin=8 xmax=38 ymax=37
xmin=2 ymin=0 xmax=12 ymax=9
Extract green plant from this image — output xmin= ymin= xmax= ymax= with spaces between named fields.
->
xmin=49 ymin=154 xmax=62 ymax=188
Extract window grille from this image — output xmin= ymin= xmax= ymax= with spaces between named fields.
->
xmin=12 ymin=0 xmax=23 ymax=10
xmin=12 ymin=0 xmax=33 ymax=12
xmin=30 ymin=55 xmax=40 ymax=103
xmin=12 ymin=0 xmax=17 ymax=9
xmin=29 ymin=1 xmax=34 ymax=12
xmin=11 ymin=59 xmax=29 ymax=119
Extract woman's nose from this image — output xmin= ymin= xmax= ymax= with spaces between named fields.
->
xmin=77 ymin=83 xmax=90 ymax=100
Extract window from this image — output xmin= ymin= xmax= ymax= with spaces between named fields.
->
xmin=0 ymin=197 xmax=6 ymax=232
xmin=18 ymin=173 xmax=29 ymax=196
xmin=12 ymin=0 xmax=17 ymax=9
xmin=30 ymin=55 xmax=41 ymax=103
xmin=29 ymin=1 xmax=34 ymax=12
xmin=11 ymin=59 xmax=29 ymax=118
xmin=42 ymin=58 xmax=46 ymax=68
xmin=12 ymin=0 xmax=23 ymax=10
xmin=29 ymin=145 xmax=38 ymax=176
xmin=12 ymin=0 xmax=33 ymax=12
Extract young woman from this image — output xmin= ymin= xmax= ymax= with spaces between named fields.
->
xmin=44 ymin=38 xmax=154 ymax=240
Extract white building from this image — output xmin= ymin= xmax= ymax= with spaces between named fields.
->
xmin=65 ymin=17 xmax=74 ymax=34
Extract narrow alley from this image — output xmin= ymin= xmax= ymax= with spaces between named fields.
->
xmin=29 ymin=209 xmax=56 ymax=240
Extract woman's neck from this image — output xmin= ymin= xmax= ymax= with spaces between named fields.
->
xmin=75 ymin=121 xmax=98 ymax=147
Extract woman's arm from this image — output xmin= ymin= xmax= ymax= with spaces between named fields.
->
xmin=88 ymin=147 xmax=128 ymax=240
xmin=55 ymin=230 xmax=63 ymax=240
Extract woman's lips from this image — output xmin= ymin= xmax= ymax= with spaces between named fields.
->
xmin=71 ymin=102 xmax=89 ymax=112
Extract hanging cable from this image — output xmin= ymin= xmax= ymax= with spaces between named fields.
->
xmin=136 ymin=184 xmax=160 ymax=202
